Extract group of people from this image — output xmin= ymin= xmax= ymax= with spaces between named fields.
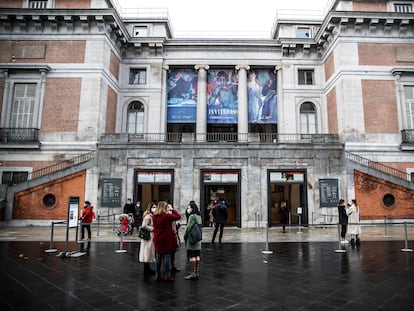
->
xmin=338 ymin=199 xmax=361 ymax=247
xmin=123 ymin=199 xmax=144 ymax=233
xmin=138 ymin=200 xmax=203 ymax=282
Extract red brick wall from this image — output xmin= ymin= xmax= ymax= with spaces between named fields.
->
xmin=324 ymin=52 xmax=335 ymax=82
xmin=105 ymin=86 xmax=117 ymax=133
xmin=359 ymin=43 xmax=414 ymax=66
xmin=354 ymin=170 xmax=414 ymax=220
xmin=13 ymin=171 xmax=86 ymax=220
xmin=55 ymin=0 xmax=91 ymax=8
xmin=0 ymin=0 xmax=22 ymax=8
xmin=0 ymin=41 xmax=85 ymax=64
xmin=327 ymin=88 xmax=338 ymax=133
xmin=109 ymin=51 xmax=119 ymax=81
xmin=362 ymin=80 xmax=398 ymax=133
xmin=353 ymin=1 xmax=387 ymax=12
xmin=42 ymin=78 xmax=81 ymax=132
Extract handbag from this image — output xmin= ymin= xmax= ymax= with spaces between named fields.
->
xmin=138 ymin=227 xmax=150 ymax=240
xmin=188 ymin=223 xmax=202 ymax=244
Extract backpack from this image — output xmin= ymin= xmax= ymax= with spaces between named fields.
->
xmin=188 ymin=223 xmax=202 ymax=244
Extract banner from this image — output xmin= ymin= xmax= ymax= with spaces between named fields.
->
xmin=248 ymin=69 xmax=277 ymax=123
xmin=207 ymin=69 xmax=238 ymax=124
xmin=167 ymin=69 xmax=197 ymax=123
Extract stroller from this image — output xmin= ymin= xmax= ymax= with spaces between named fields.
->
xmin=117 ymin=213 xmax=134 ymax=236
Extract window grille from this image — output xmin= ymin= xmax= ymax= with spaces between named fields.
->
xmin=28 ymin=1 xmax=48 ymax=9
xmin=394 ymin=3 xmax=412 ymax=13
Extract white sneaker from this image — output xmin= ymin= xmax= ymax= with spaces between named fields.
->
xmin=341 ymin=240 xmax=349 ymax=244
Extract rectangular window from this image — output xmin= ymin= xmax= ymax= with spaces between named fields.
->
xmin=133 ymin=26 xmax=148 ymax=37
xmin=394 ymin=3 xmax=412 ymax=13
xmin=28 ymin=1 xmax=48 ymax=8
xmin=298 ymin=69 xmax=314 ymax=85
xmin=11 ymin=83 xmax=36 ymax=128
xmin=129 ymin=69 xmax=147 ymax=84
xmin=404 ymin=86 xmax=414 ymax=129
xmin=297 ymin=27 xmax=311 ymax=38
xmin=1 ymin=171 xmax=29 ymax=184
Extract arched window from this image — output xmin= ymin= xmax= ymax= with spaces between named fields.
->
xmin=300 ymin=102 xmax=317 ymax=134
xmin=127 ymin=101 xmax=144 ymax=134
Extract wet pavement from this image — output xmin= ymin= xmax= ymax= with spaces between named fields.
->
xmin=0 ymin=224 xmax=413 ymax=310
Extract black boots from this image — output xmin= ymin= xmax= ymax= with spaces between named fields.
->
xmin=144 ymin=263 xmax=155 ymax=275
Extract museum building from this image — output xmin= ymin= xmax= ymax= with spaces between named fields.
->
xmin=0 ymin=0 xmax=413 ymax=228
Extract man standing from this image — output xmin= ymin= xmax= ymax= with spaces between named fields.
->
xmin=211 ymin=200 xmax=228 ymax=243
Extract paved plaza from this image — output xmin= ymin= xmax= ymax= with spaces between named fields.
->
xmin=0 ymin=224 xmax=413 ymax=310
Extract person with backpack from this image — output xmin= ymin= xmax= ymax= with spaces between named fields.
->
xmin=211 ymin=199 xmax=228 ymax=243
xmin=183 ymin=201 xmax=202 ymax=280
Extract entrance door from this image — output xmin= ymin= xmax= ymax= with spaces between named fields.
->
xmin=134 ymin=170 xmax=174 ymax=208
xmin=201 ymin=170 xmax=241 ymax=227
xmin=268 ymin=170 xmax=307 ymax=227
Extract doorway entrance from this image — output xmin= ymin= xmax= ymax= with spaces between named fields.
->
xmin=200 ymin=170 xmax=241 ymax=227
xmin=134 ymin=170 xmax=174 ymax=208
xmin=268 ymin=170 xmax=307 ymax=227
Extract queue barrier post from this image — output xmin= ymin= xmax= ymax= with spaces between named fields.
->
xmin=401 ymin=222 xmax=413 ymax=252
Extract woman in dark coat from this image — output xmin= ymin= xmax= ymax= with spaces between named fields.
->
xmin=279 ymin=201 xmax=289 ymax=233
xmin=337 ymin=199 xmax=348 ymax=244
xmin=152 ymin=200 xmax=181 ymax=281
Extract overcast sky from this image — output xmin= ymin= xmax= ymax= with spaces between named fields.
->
xmin=118 ymin=0 xmax=332 ymax=38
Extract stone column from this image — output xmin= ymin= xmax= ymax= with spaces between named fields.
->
xmin=236 ymin=65 xmax=249 ymax=142
xmin=195 ymin=64 xmax=209 ymax=142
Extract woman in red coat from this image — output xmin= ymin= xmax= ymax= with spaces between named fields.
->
xmin=152 ymin=201 xmax=181 ymax=281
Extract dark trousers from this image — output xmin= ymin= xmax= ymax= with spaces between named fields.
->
xmin=340 ymin=224 xmax=347 ymax=238
xmin=212 ymin=223 xmax=224 ymax=242
xmin=155 ymin=252 xmax=172 ymax=279
xmin=81 ymin=223 xmax=91 ymax=239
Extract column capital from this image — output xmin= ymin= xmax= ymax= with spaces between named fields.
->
xmin=275 ymin=65 xmax=282 ymax=72
xmin=235 ymin=64 xmax=250 ymax=71
xmin=194 ymin=64 xmax=209 ymax=71
xmin=162 ymin=64 xmax=170 ymax=71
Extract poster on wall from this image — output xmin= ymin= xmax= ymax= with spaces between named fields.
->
xmin=101 ymin=178 xmax=122 ymax=207
xmin=207 ymin=69 xmax=238 ymax=124
xmin=248 ymin=69 xmax=277 ymax=123
xmin=167 ymin=69 xmax=198 ymax=123
xmin=319 ymin=179 xmax=339 ymax=207
xmin=68 ymin=196 xmax=79 ymax=228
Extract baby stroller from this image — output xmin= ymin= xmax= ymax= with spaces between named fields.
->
xmin=117 ymin=213 xmax=134 ymax=236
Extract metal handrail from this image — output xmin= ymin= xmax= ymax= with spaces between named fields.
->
xmin=15 ymin=151 xmax=95 ymax=183
xmin=345 ymin=151 xmax=412 ymax=182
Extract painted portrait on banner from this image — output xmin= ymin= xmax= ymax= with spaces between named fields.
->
xmin=247 ymin=69 xmax=277 ymax=123
xmin=207 ymin=69 xmax=238 ymax=124
xmin=167 ymin=69 xmax=197 ymax=123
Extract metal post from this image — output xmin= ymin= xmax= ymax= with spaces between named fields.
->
xmin=335 ymin=223 xmax=346 ymax=253
xmin=297 ymin=214 xmax=302 ymax=234
xmin=44 ymin=221 xmax=58 ymax=253
xmin=262 ymin=222 xmax=273 ymax=254
xmin=383 ymin=216 xmax=389 ymax=238
xmin=116 ymin=231 xmax=127 ymax=253
xmin=401 ymin=222 xmax=413 ymax=252
xmin=97 ymin=214 xmax=100 ymax=237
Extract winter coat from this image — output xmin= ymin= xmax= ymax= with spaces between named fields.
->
xmin=152 ymin=210 xmax=181 ymax=254
xmin=185 ymin=214 xmax=202 ymax=251
xmin=81 ymin=205 xmax=94 ymax=224
xmin=279 ymin=206 xmax=289 ymax=224
xmin=212 ymin=203 xmax=228 ymax=224
xmin=346 ymin=204 xmax=361 ymax=235
xmin=139 ymin=214 xmax=155 ymax=263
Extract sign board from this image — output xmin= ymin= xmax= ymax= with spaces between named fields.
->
xmin=101 ymin=178 xmax=122 ymax=207
xmin=297 ymin=207 xmax=302 ymax=215
xmin=68 ymin=196 xmax=79 ymax=228
xmin=319 ymin=179 xmax=339 ymax=208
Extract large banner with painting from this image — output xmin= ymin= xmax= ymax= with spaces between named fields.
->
xmin=167 ymin=69 xmax=197 ymax=123
xmin=248 ymin=69 xmax=277 ymax=123
xmin=207 ymin=69 xmax=238 ymax=124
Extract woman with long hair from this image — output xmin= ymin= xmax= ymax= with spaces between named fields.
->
xmin=152 ymin=200 xmax=181 ymax=281
xmin=138 ymin=202 xmax=156 ymax=275
xmin=184 ymin=201 xmax=202 ymax=280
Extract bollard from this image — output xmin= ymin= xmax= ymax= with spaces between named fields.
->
xmin=297 ymin=215 xmax=302 ymax=234
xmin=44 ymin=221 xmax=58 ymax=253
xmin=261 ymin=223 xmax=273 ymax=254
xmin=334 ymin=223 xmax=346 ymax=253
xmin=401 ymin=222 xmax=413 ymax=252
xmin=383 ymin=216 xmax=389 ymax=238
xmin=116 ymin=231 xmax=127 ymax=253
xmin=97 ymin=214 xmax=100 ymax=237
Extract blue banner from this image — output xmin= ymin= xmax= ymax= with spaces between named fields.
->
xmin=248 ymin=69 xmax=277 ymax=123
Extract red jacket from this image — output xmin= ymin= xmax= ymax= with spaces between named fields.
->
xmin=81 ymin=205 xmax=94 ymax=224
xmin=152 ymin=210 xmax=181 ymax=254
